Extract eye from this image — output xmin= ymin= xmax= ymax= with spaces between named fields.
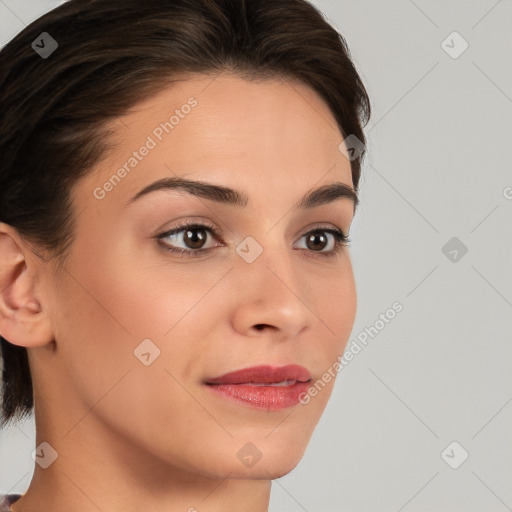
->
xmin=157 ymin=221 xmax=221 ymax=257
xmin=294 ymin=227 xmax=351 ymax=259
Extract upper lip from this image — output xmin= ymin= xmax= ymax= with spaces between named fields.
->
xmin=205 ymin=364 xmax=312 ymax=385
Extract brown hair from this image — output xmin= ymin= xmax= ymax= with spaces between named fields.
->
xmin=0 ymin=0 xmax=370 ymax=428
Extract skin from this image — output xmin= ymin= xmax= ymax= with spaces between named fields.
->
xmin=0 ymin=72 xmax=357 ymax=512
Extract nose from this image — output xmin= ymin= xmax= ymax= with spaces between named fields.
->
xmin=230 ymin=242 xmax=321 ymax=340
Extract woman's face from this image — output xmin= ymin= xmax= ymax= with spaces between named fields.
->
xmin=33 ymin=72 xmax=357 ymax=481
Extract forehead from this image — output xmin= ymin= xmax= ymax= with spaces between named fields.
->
xmin=77 ymin=72 xmax=353 ymax=214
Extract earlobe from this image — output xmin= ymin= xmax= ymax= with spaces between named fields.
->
xmin=0 ymin=223 xmax=54 ymax=348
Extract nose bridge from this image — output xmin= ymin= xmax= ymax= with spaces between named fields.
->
xmin=234 ymin=234 xmax=310 ymax=316
xmin=236 ymin=230 xmax=292 ymax=284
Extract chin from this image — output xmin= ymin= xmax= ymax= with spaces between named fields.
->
xmin=233 ymin=438 xmax=309 ymax=479
xmin=219 ymin=456 xmax=305 ymax=481
xmin=252 ymin=458 xmax=304 ymax=480
xmin=186 ymin=435 xmax=310 ymax=481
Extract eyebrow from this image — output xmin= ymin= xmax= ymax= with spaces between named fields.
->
xmin=126 ymin=176 xmax=359 ymax=213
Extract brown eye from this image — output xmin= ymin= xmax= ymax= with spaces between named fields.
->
xmin=157 ymin=222 xmax=220 ymax=255
xmin=305 ymin=232 xmax=329 ymax=251
xmin=182 ymin=227 xmax=208 ymax=249
xmin=294 ymin=227 xmax=350 ymax=259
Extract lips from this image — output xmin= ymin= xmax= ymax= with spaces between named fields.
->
xmin=205 ymin=364 xmax=311 ymax=385
xmin=204 ymin=364 xmax=313 ymax=409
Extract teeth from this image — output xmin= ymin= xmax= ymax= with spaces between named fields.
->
xmin=245 ymin=380 xmax=296 ymax=387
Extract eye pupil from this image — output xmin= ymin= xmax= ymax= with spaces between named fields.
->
xmin=184 ymin=228 xmax=207 ymax=249
xmin=306 ymin=232 xmax=327 ymax=251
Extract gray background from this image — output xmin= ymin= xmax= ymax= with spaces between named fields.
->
xmin=1 ymin=0 xmax=511 ymax=510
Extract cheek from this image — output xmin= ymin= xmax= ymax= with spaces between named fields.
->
xmin=49 ymin=256 xmax=220 ymax=457
xmin=86 ymin=227 xmax=235 ymax=339
xmin=304 ymin=260 xmax=356 ymax=404
xmin=316 ymin=260 xmax=357 ymax=351
xmin=60 ymin=228 xmax=197 ymax=338
xmin=52 ymin=235 xmax=233 ymax=395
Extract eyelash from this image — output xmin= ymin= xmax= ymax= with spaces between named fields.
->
xmin=156 ymin=221 xmax=351 ymax=260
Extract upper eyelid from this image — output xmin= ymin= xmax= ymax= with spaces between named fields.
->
xmin=160 ymin=221 xmax=220 ymax=239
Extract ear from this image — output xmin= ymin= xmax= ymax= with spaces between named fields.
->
xmin=0 ymin=222 xmax=54 ymax=348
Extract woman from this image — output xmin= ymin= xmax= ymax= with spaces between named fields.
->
xmin=0 ymin=0 xmax=370 ymax=510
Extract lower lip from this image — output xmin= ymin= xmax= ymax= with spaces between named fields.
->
xmin=204 ymin=382 xmax=311 ymax=410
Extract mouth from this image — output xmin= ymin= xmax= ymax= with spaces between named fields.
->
xmin=232 ymin=379 xmax=300 ymax=387
xmin=203 ymin=364 xmax=312 ymax=410
xmin=204 ymin=364 xmax=311 ymax=385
